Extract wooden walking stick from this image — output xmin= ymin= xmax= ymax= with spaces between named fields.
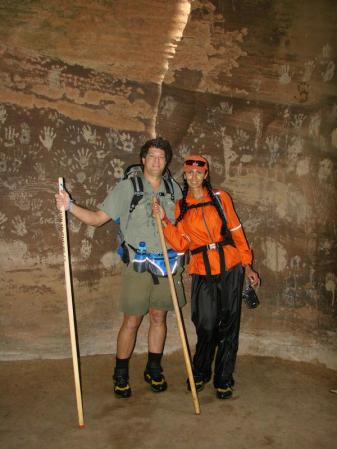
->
xmin=153 ymin=201 xmax=200 ymax=415
xmin=58 ymin=177 xmax=85 ymax=428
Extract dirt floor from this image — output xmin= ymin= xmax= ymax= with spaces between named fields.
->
xmin=1 ymin=352 xmax=337 ymax=449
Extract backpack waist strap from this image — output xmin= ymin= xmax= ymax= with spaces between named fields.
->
xmin=190 ymin=239 xmax=234 ymax=277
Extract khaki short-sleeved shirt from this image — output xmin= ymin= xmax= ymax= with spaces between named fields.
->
xmin=98 ymin=175 xmax=182 ymax=253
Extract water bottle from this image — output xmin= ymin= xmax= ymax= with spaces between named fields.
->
xmin=133 ymin=241 xmax=147 ymax=273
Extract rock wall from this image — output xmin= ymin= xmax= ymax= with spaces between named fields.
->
xmin=156 ymin=0 xmax=337 ymax=367
xmin=0 ymin=0 xmax=336 ymax=368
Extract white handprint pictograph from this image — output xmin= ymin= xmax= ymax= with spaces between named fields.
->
xmin=82 ymin=125 xmax=98 ymax=144
xmin=178 ymin=144 xmax=190 ymax=160
xmin=287 ymin=136 xmax=303 ymax=172
xmin=4 ymin=126 xmax=19 ymax=147
xmin=235 ymin=129 xmax=249 ymax=144
xmin=0 ymin=153 xmax=7 ymax=173
xmin=322 ymin=61 xmax=335 ymax=83
xmin=66 ymin=125 xmax=81 ymax=145
xmin=110 ymin=158 xmax=125 ymax=179
xmin=219 ymin=102 xmax=233 ymax=114
xmin=12 ymin=216 xmax=27 ymax=236
xmin=74 ymin=148 xmax=91 ymax=169
xmin=39 ymin=126 xmax=56 ymax=151
xmin=119 ymin=132 xmax=135 ymax=153
xmin=325 ymin=273 xmax=336 ymax=309
xmin=291 ymin=113 xmax=306 ymax=129
xmin=213 ymin=160 xmax=223 ymax=175
xmin=264 ymin=135 xmax=280 ymax=167
xmin=0 ymin=105 xmax=7 ymax=124
xmin=53 ymin=149 xmax=70 ymax=168
xmin=0 ymin=212 xmax=8 ymax=231
xmin=19 ymin=122 xmax=31 ymax=145
xmin=309 ymin=113 xmax=321 ymax=139
xmin=9 ymin=191 xmax=32 ymax=211
xmin=85 ymin=225 xmax=96 ymax=239
xmin=48 ymin=66 xmax=63 ymax=88
xmin=318 ymin=158 xmax=333 ymax=182
xmin=279 ymin=64 xmax=292 ymax=85
xmin=105 ymin=129 xmax=119 ymax=149
xmin=69 ymin=217 xmax=82 ymax=234
xmin=30 ymin=199 xmax=43 ymax=215
xmin=33 ymin=162 xmax=46 ymax=180
xmin=303 ymin=60 xmax=315 ymax=82
xmin=80 ymin=239 xmax=92 ymax=260
xmin=322 ymin=44 xmax=331 ymax=59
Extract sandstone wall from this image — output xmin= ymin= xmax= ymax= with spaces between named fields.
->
xmin=0 ymin=0 xmax=336 ymax=368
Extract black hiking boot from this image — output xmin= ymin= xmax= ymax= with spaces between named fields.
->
xmin=113 ymin=367 xmax=132 ymax=398
xmin=144 ymin=366 xmax=167 ymax=393
xmin=216 ymin=383 xmax=233 ymax=399
xmin=187 ymin=374 xmax=208 ymax=392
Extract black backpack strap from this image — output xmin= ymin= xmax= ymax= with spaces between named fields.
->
xmin=129 ymin=176 xmax=144 ymax=213
xmin=127 ymin=175 xmax=176 ymax=229
xmin=125 ymin=176 xmax=144 ymax=229
xmin=186 ymin=201 xmax=213 ymax=210
xmin=163 ymin=178 xmax=175 ymax=201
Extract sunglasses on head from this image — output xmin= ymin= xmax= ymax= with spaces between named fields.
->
xmin=184 ymin=159 xmax=207 ymax=167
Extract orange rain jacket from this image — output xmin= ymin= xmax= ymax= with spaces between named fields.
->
xmin=164 ymin=188 xmax=253 ymax=276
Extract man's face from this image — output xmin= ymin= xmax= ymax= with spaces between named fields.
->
xmin=142 ymin=146 xmax=166 ymax=177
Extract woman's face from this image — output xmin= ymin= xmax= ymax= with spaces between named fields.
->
xmin=184 ymin=169 xmax=207 ymax=189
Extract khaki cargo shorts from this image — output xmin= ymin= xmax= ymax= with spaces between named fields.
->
xmin=119 ymin=263 xmax=186 ymax=315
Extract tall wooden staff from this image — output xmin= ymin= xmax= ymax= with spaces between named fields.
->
xmin=153 ymin=202 xmax=200 ymax=415
xmin=58 ymin=177 xmax=85 ymax=428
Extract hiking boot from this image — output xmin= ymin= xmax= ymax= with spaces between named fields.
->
xmin=144 ymin=367 xmax=167 ymax=393
xmin=216 ymin=383 xmax=233 ymax=400
xmin=113 ymin=368 xmax=132 ymax=398
xmin=187 ymin=375 xmax=207 ymax=392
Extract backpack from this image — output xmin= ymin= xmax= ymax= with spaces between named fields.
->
xmin=183 ymin=190 xmax=235 ymax=277
xmin=116 ymin=164 xmax=180 ymax=264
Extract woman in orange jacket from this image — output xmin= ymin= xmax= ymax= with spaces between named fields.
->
xmin=153 ymin=154 xmax=260 ymax=399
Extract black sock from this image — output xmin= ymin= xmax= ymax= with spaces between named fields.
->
xmin=115 ymin=357 xmax=129 ymax=370
xmin=147 ymin=352 xmax=163 ymax=370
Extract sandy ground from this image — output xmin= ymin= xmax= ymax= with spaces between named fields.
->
xmin=1 ymin=352 xmax=337 ymax=449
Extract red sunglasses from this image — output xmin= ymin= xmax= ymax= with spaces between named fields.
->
xmin=184 ymin=159 xmax=207 ymax=167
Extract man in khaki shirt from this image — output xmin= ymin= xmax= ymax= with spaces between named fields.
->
xmin=56 ymin=137 xmax=185 ymax=398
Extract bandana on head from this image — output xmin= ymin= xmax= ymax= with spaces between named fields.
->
xmin=183 ymin=154 xmax=208 ymax=172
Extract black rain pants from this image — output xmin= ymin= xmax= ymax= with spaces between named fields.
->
xmin=191 ymin=264 xmax=244 ymax=388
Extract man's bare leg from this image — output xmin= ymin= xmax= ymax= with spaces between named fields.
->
xmin=148 ymin=308 xmax=167 ymax=353
xmin=145 ymin=308 xmax=168 ymax=392
xmin=116 ymin=314 xmax=143 ymax=358
xmin=113 ymin=314 xmax=143 ymax=398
